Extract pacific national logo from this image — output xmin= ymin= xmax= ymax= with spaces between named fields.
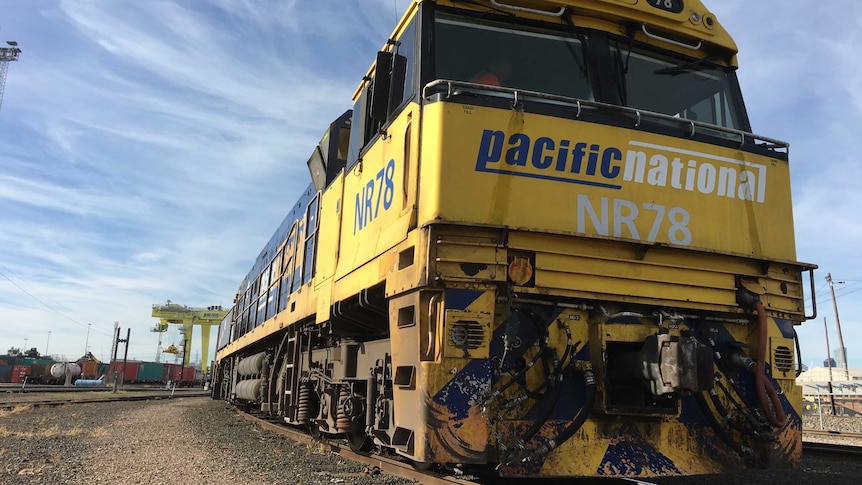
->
xmin=474 ymin=130 xmax=767 ymax=203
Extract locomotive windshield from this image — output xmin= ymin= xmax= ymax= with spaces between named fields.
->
xmin=611 ymin=44 xmax=747 ymax=130
xmin=433 ymin=14 xmax=592 ymax=100
xmin=432 ymin=12 xmax=748 ymax=131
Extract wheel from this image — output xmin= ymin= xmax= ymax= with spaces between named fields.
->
xmin=411 ymin=461 xmax=434 ymax=471
xmin=308 ymin=421 xmax=322 ymax=440
xmin=346 ymin=430 xmax=372 ymax=452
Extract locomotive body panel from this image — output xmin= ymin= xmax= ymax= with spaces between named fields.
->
xmin=212 ymin=0 xmax=814 ymax=478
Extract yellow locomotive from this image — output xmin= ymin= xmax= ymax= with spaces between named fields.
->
xmin=212 ymin=0 xmax=816 ymax=478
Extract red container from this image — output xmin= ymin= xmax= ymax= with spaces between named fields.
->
xmin=110 ymin=361 xmax=139 ymax=383
xmin=182 ymin=367 xmax=196 ymax=382
xmin=11 ymin=365 xmax=31 ymax=383
xmin=163 ymin=363 xmax=182 ymax=382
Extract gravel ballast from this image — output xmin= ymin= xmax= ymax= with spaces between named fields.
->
xmin=2 ymin=396 xmax=861 ymax=484
xmin=1 ymin=397 xmax=415 ymax=485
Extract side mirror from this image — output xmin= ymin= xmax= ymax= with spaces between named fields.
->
xmin=388 ymin=53 xmax=407 ymax=114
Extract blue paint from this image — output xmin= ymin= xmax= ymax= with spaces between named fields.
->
xmin=597 ymin=423 xmax=682 ymax=476
xmin=432 ymin=359 xmax=493 ymax=421
xmin=444 ymin=288 xmax=484 ymax=311
xmin=774 ymin=318 xmax=795 ymax=339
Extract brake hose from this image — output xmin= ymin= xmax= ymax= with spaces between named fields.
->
xmin=754 ymin=301 xmax=787 ymax=428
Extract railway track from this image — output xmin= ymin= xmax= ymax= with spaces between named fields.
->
xmin=803 ymin=440 xmax=862 ymax=457
xmin=234 ymin=408 xmax=660 ymax=485
xmin=804 ymin=428 xmax=862 ymax=440
xmin=0 ymin=389 xmax=209 ymax=409
xmin=0 ymin=384 xmax=203 ymax=394
xmin=803 ymin=429 xmax=862 ymax=458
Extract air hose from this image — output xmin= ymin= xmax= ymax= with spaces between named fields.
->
xmin=754 ymin=301 xmax=787 ymax=428
xmin=517 ymin=369 xmax=596 ymax=463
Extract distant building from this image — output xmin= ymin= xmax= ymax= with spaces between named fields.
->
xmin=824 ymin=357 xmax=837 ymax=368
xmin=833 ymin=348 xmax=848 ymax=367
xmin=797 ymin=367 xmax=862 ymax=397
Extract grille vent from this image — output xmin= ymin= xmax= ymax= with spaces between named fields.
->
xmin=773 ymin=345 xmax=793 ymax=372
xmin=449 ymin=321 xmax=484 ymax=350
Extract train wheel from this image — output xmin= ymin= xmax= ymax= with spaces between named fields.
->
xmin=308 ymin=421 xmax=322 ymax=440
xmin=346 ymin=430 xmax=371 ymax=452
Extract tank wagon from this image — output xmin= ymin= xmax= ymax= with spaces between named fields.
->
xmin=212 ymin=0 xmax=816 ymax=478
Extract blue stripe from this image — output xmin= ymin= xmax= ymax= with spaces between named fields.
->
xmin=774 ymin=318 xmax=795 ymax=339
xmin=444 ymin=289 xmax=484 ymax=310
xmin=476 ymin=165 xmax=623 ymax=189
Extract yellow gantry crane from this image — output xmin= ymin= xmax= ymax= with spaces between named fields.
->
xmin=151 ymin=301 xmax=226 ymax=374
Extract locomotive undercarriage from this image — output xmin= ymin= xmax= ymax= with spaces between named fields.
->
xmin=207 ymin=225 xmax=807 ymax=476
xmin=213 ymin=286 xmax=801 ymax=476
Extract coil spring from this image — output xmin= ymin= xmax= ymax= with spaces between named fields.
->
xmin=336 ymin=386 xmax=353 ymax=432
xmin=296 ymin=384 xmax=319 ymax=423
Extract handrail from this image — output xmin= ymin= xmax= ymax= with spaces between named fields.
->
xmin=426 ymin=294 xmax=440 ymax=358
xmin=641 ymin=25 xmax=702 ymax=50
xmin=422 ymin=79 xmax=788 ymax=151
xmin=490 ymin=0 xmax=565 ymax=17
xmin=805 ymin=268 xmax=817 ymax=320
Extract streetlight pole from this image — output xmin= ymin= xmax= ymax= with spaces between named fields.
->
xmin=23 ymin=338 xmax=28 ymax=354
xmin=84 ymin=323 xmax=91 ymax=357
xmin=45 ymin=331 xmax=51 ymax=357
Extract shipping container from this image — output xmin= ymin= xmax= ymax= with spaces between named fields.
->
xmin=11 ymin=365 xmax=31 ymax=383
xmin=80 ymin=361 xmax=98 ymax=379
xmin=182 ymin=366 xmax=196 ymax=383
xmin=0 ymin=364 xmax=11 ymax=383
xmin=29 ymin=363 xmax=52 ymax=383
xmin=163 ymin=363 xmax=182 ymax=383
xmin=110 ymin=361 xmax=138 ymax=382
xmin=137 ymin=362 xmax=164 ymax=383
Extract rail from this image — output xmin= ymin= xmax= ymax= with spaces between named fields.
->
xmin=0 ymin=389 xmax=208 ymax=409
xmin=235 ymin=407 xmax=660 ymax=485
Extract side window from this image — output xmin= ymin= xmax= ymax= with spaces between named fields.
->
xmin=389 ymin=18 xmax=417 ymax=115
xmin=346 ymin=19 xmax=416 ymax=170
xmin=347 ymin=87 xmax=369 ymax=169
xmin=302 ymin=194 xmax=320 ymax=284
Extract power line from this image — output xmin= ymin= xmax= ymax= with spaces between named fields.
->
xmin=0 ymin=266 xmax=113 ymax=338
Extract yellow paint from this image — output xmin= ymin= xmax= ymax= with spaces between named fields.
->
xmin=420 ymin=102 xmax=797 ymax=261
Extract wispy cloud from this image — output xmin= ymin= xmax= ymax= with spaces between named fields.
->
xmin=1 ymin=0 xmax=860 ymax=369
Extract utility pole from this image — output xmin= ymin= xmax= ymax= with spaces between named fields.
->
xmin=111 ymin=327 xmax=131 ymax=393
xmin=826 ymin=273 xmax=850 ymax=381
xmin=824 ymin=317 xmax=836 ymax=415
xmin=45 ymin=331 xmax=51 ymax=357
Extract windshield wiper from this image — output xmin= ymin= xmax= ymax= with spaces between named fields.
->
xmin=654 ymin=56 xmax=721 ymax=76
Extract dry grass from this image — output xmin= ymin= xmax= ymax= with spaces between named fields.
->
xmin=0 ymin=424 xmax=99 ymax=438
xmin=0 ymin=404 xmax=33 ymax=418
xmin=17 ymin=464 xmax=45 ymax=476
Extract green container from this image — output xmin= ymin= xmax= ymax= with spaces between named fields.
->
xmin=137 ymin=362 xmax=165 ymax=383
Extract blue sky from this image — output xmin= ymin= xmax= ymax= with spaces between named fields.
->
xmin=1 ymin=0 xmax=860 ymax=370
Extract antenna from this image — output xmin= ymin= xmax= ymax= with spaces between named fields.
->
xmin=0 ymin=40 xmax=22 ymax=112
